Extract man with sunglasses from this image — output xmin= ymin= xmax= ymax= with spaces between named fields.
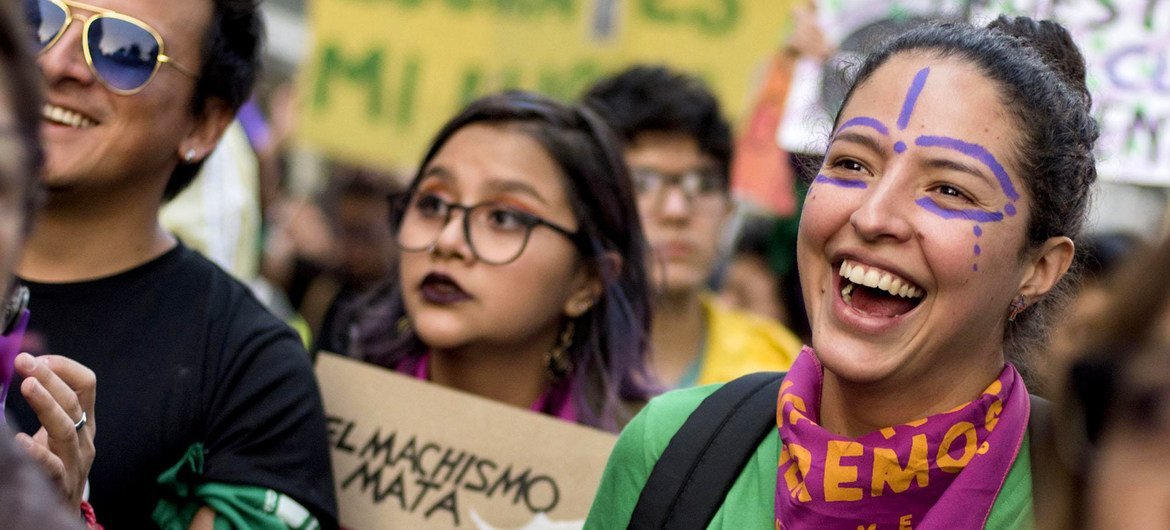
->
xmin=585 ymin=65 xmax=802 ymax=389
xmin=7 ymin=0 xmax=338 ymax=528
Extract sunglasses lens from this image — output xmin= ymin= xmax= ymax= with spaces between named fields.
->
xmin=24 ymin=0 xmax=67 ymax=51
xmin=87 ymin=17 xmax=160 ymax=92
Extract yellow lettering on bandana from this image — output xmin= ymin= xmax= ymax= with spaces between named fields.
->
xmin=825 ymin=441 xmax=864 ymax=501
xmin=872 ymin=434 xmax=930 ymax=496
xmin=780 ymin=443 xmax=813 ymax=502
xmin=937 ymin=422 xmax=978 ymax=473
xmin=985 ymin=399 xmax=1003 ymax=432
xmin=900 ymin=514 xmax=914 ymax=529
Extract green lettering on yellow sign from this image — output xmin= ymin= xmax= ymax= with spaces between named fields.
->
xmin=639 ymin=0 xmax=739 ymax=35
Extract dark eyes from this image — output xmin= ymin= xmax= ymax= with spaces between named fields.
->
xmin=932 ymin=183 xmax=974 ymax=202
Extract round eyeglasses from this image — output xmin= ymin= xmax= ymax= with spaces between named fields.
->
xmin=396 ymin=192 xmax=580 ymax=265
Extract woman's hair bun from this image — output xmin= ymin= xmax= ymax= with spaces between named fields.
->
xmin=987 ymin=15 xmax=1091 ymax=108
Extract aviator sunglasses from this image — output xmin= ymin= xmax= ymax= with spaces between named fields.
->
xmin=23 ymin=0 xmax=195 ymax=95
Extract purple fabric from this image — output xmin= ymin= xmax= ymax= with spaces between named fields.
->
xmin=775 ymin=347 xmax=1028 ymax=529
xmin=0 ymin=309 xmax=30 ymax=417
xmin=398 ymin=352 xmax=577 ymax=423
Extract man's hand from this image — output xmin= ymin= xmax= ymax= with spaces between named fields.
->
xmin=14 ymin=353 xmax=96 ymax=507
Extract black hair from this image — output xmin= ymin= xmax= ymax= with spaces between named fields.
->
xmin=0 ymin=0 xmax=45 ymax=228
xmin=833 ymin=16 xmax=1099 ymax=379
xmin=583 ymin=64 xmax=733 ymax=183
xmin=350 ymin=91 xmax=655 ymax=431
xmin=164 ymin=0 xmax=264 ymax=201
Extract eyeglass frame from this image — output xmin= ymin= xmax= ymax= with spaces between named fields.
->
xmin=31 ymin=0 xmax=197 ymax=95
xmin=631 ymin=166 xmax=730 ymax=214
xmin=395 ymin=192 xmax=583 ymax=265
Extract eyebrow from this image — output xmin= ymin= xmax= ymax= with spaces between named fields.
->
xmin=922 ymin=157 xmax=994 ymax=185
xmin=419 ymin=165 xmax=550 ymax=206
xmin=830 ymin=131 xmax=886 ymax=155
xmin=484 ymin=178 xmax=550 ymax=206
xmin=915 ymin=135 xmax=1020 ymax=201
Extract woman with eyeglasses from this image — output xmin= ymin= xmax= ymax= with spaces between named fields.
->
xmin=343 ymin=91 xmax=655 ymax=431
xmin=587 ymin=16 xmax=1098 ymax=529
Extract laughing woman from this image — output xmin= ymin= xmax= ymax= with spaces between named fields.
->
xmin=345 ymin=92 xmax=654 ymax=431
xmin=586 ymin=16 xmax=1097 ymax=528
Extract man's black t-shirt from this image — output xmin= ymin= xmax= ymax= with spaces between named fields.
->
xmin=6 ymin=244 xmax=338 ymax=529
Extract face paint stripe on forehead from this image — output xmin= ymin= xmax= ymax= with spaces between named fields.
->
xmin=897 ymin=67 xmax=931 ymax=130
xmin=915 ymin=136 xmax=1021 ymax=202
xmin=835 ymin=117 xmax=889 ymax=137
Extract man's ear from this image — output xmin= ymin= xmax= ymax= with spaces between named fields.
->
xmin=564 ymin=252 xmax=622 ymax=318
xmin=177 ymin=97 xmax=234 ymax=163
xmin=1018 ymin=235 xmax=1075 ymax=299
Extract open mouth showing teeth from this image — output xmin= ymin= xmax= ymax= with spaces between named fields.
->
xmin=838 ymin=259 xmax=924 ymax=318
xmin=43 ymin=104 xmax=97 ymax=129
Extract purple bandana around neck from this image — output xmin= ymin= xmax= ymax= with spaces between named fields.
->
xmin=775 ymin=347 xmax=1029 ymax=529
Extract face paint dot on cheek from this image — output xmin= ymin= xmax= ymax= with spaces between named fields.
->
xmin=974 ymin=225 xmax=982 ymax=237
xmin=974 ymin=244 xmax=981 ymax=255
xmin=973 ymin=264 xmax=979 ymax=272
xmin=1004 ymin=203 xmax=1017 ymax=216
xmin=894 ymin=141 xmax=907 ymax=153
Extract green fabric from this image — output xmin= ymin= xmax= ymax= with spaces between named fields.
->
xmin=585 ymin=384 xmax=1034 ymax=529
xmin=153 ymin=443 xmax=321 ymax=530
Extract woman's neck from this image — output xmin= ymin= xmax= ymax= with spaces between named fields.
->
xmin=649 ymin=290 xmax=706 ymax=385
xmin=818 ymin=353 xmax=1005 ymax=438
xmin=428 ymin=339 xmax=553 ymax=410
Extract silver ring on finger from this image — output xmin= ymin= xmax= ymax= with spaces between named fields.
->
xmin=73 ymin=411 xmax=86 ymax=432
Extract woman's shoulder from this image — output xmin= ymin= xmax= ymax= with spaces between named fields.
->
xmin=635 ymin=384 xmax=726 ymax=440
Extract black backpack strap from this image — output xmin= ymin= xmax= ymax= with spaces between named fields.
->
xmin=629 ymin=371 xmax=786 ymax=530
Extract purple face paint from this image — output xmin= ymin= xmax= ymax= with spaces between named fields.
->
xmin=1004 ymin=203 xmax=1017 ymax=216
xmin=974 ymin=225 xmax=983 ymax=237
xmin=897 ymin=67 xmax=931 ymax=130
xmin=915 ymin=197 xmax=1004 ymax=222
xmin=835 ymin=116 xmax=890 ymax=137
xmin=974 ymin=244 xmax=982 ymax=255
xmin=973 ymin=264 xmax=979 ymax=271
xmin=894 ymin=141 xmax=907 ymax=153
xmin=914 ymin=135 xmax=1021 ymax=202
xmin=814 ymin=174 xmax=868 ymax=189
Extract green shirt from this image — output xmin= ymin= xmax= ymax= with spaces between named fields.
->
xmin=585 ymin=384 xmax=1034 ymax=529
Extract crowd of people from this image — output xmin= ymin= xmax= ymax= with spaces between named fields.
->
xmin=0 ymin=0 xmax=1166 ymax=528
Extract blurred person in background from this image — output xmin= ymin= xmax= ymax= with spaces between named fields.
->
xmin=585 ymin=65 xmax=801 ymax=389
xmin=1036 ymin=232 xmax=1170 ymax=529
xmin=0 ymin=1 xmax=96 ymax=526
xmin=10 ymin=0 xmax=337 ymax=527
xmin=343 ymin=91 xmax=655 ymax=432
xmin=306 ymin=163 xmax=402 ymax=353
xmin=1045 ymin=231 xmax=1146 ymax=364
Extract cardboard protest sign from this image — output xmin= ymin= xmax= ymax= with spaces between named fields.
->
xmin=315 ymin=353 xmax=617 ymax=529
xmin=297 ymin=0 xmax=797 ymax=171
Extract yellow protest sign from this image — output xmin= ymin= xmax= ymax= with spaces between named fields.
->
xmin=299 ymin=0 xmax=796 ymax=170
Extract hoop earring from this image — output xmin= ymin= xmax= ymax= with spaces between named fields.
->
xmin=545 ymin=320 xmax=575 ymax=381
xmin=1007 ymin=295 xmax=1028 ymax=322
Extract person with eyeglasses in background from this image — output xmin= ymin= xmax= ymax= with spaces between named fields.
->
xmin=7 ymin=0 xmax=337 ymax=528
xmin=341 ymin=91 xmax=655 ymax=432
xmin=0 ymin=1 xmax=102 ymax=527
xmin=584 ymin=65 xmax=802 ymax=389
